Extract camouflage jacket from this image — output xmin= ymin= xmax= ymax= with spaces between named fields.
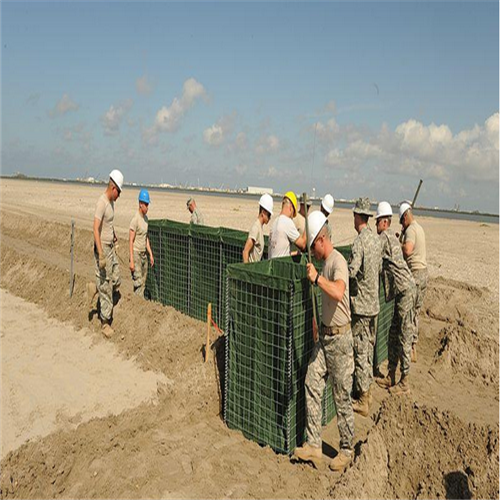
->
xmin=348 ymin=226 xmax=381 ymax=316
xmin=379 ymin=229 xmax=415 ymax=300
xmin=190 ymin=208 xmax=205 ymax=225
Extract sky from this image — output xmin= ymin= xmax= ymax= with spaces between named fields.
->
xmin=1 ymin=1 xmax=499 ymax=212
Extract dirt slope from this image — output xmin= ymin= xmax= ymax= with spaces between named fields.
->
xmin=1 ymin=210 xmax=498 ymax=499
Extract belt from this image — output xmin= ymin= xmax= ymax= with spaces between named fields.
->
xmin=321 ymin=323 xmax=351 ymax=336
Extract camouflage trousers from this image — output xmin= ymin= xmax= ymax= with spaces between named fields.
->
xmin=412 ymin=268 xmax=428 ymax=345
xmin=94 ymin=244 xmax=121 ymax=322
xmin=132 ymin=251 xmax=148 ymax=298
xmin=305 ymin=329 xmax=355 ymax=451
xmin=352 ymin=314 xmax=377 ymax=395
xmin=388 ymin=284 xmax=416 ymax=377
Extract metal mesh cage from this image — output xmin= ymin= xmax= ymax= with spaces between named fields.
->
xmin=224 ymin=253 xmax=394 ymax=454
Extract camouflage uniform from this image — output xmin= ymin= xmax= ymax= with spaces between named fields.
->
xmin=305 ymin=329 xmax=355 ymax=451
xmin=94 ymin=243 xmax=121 ymax=321
xmin=191 ymin=208 xmax=205 ymax=225
xmin=412 ymin=268 xmax=428 ymax=343
xmin=349 ymin=225 xmax=382 ymax=395
xmin=379 ymin=229 xmax=416 ymax=377
xmin=305 ymin=249 xmax=354 ymax=453
xmin=132 ymin=251 xmax=148 ymax=297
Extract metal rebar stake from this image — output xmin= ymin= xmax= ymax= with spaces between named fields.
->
xmin=69 ymin=219 xmax=75 ymax=298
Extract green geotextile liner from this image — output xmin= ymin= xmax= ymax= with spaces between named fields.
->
xmin=225 ymin=252 xmax=395 ymax=454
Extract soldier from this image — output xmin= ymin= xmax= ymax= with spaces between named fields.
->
xmin=268 ymin=191 xmax=306 ymax=258
xmin=187 ymin=197 xmax=204 ymax=225
xmin=294 ymin=197 xmax=312 ymax=236
xmin=374 ymin=201 xmax=417 ymax=395
xmin=129 ymin=189 xmax=155 ymax=297
xmin=293 ymin=211 xmax=354 ymax=473
xmin=87 ymin=169 xmax=124 ymax=338
xmin=399 ymin=202 xmax=428 ymax=363
xmin=348 ymin=198 xmax=381 ymax=417
xmin=242 ymin=194 xmax=273 ymax=263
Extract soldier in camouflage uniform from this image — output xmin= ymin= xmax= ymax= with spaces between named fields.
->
xmin=293 ymin=212 xmax=354 ymax=473
xmin=87 ymin=170 xmax=123 ymax=339
xmin=374 ymin=202 xmax=416 ymax=395
xmin=187 ymin=198 xmax=205 ymax=225
xmin=348 ymin=198 xmax=382 ymax=417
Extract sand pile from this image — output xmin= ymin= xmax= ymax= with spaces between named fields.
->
xmin=331 ymin=398 xmax=499 ymax=499
xmin=435 ymin=323 xmax=499 ymax=388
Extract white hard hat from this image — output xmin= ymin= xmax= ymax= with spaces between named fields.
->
xmin=321 ymin=194 xmax=334 ymax=215
xmin=109 ymin=169 xmax=124 ymax=192
xmin=259 ymin=193 xmax=274 ymax=216
xmin=307 ymin=211 xmax=327 ymax=247
xmin=375 ymin=201 xmax=393 ymax=219
xmin=399 ymin=202 xmax=412 ymax=222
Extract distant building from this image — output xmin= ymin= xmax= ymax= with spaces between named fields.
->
xmin=246 ymin=186 xmax=273 ymax=195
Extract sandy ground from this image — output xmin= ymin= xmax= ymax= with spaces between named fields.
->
xmin=1 ymin=289 xmax=167 ymax=459
xmin=0 ymin=178 xmax=498 ymax=499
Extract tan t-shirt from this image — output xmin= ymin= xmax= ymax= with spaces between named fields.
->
xmin=94 ymin=193 xmax=114 ymax=245
xmin=129 ymin=211 xmax=149 ymax=253
xmin=403 ymin=220 xmax=427 ymax=271
xmin=248 ymin=219 xmax=264 ymax=263
xmin=321 ymin=249 xmax=351 ymax=327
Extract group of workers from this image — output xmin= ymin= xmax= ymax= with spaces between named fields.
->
xmin=87 ymin=171 xmax=428 ymax=474
xmin=243 ymin=190 xmax=427 ymax=473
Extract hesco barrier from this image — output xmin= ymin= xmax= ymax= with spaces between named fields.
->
xmin=145 ymin=219 xmax=394 ymax=454
xmin=145 ymin=220 xmax=268 ymax=326
xmin=224 ymin=254 xmax=394 ymax=454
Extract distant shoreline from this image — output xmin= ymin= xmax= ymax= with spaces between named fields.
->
xmin=1 ymin=174 xmax=499 ymax=222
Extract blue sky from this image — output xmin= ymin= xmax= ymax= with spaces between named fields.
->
xmin=2 ymin=1 xmax=499 ymax=212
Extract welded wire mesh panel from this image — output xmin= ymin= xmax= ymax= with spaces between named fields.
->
xmin=219 ymin=228 xmax=270 ymax=327
xmin=145 ymin=221 xmax=162 ymax=303
xmin=189 ymin=225 xmax=222 ymax=323
xmin=225 ymin=257 xmax=336 ymax=454
xmin=225 ymin=260 xmax=291 ymax=453
xmin=162 ymin=220 xmax=191 ymax=315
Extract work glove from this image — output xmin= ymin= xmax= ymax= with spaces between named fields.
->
xmin=99 ymin=253 xmax=107 ymax=270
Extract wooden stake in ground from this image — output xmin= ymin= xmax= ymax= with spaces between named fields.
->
xmin=303 ymin=193 xmax=319 ymax=343
xmin=205 ymin=302 xmax=212 ymax=362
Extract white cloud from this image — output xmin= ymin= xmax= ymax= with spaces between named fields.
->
xmin=203 ymin=113 xmax=236 ymax=147
xmin=50 ymin=94 xmax=79 ymax=117
xmin=203 ymin=124 xmax=224 ymax=146
xmin=136 ymin=75 xmax=153 ymax=96
xmin=320 ymin=112 xmax=499 ymax=183
xmin=101 ymin=99 xmax=133 ymax=136
xmin=144 ymin=78 xmax=206 ymax=144
xmin=256 ymin=135 xmax=281 ymax=155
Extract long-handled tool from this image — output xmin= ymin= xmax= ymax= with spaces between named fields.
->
xmin=411 ymin=179 xmax=423 ymax=208
xmin=303 ymin=192 xmax=319 ymax=343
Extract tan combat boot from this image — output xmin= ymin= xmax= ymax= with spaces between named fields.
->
xmin=376 ymin=369 xmax=396 ymax=389
xmin=101 ymin=322 xmax=114 ymax=339
xmin=329 ymin=450 xmax=353 ymax=472
xmin=86 ymin=282 xmax=98 ymax=309
xmin=390 ymin=374 xmax=410 ymax=396
xmin=411 ymin=344 xmax=417 ymax=363
xmin=292 ymin=443 xmax=323 ymax=469
xmin=352 ymin=390 xmax=370 ymax=417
